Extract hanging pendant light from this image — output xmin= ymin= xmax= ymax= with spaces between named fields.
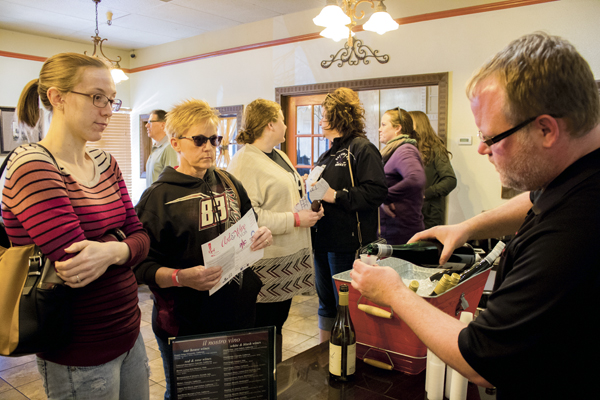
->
xmin=363 ymin=1 xmax=399 ymax=35
xmin=84 ymin=0 xmax=128 ymax=84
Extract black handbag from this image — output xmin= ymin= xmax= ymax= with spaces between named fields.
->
xmin=0 ymin=146 xmax=72 ymax=357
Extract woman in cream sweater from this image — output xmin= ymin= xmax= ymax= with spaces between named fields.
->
xmin=228 ymin=99 xmax=322 ymax=362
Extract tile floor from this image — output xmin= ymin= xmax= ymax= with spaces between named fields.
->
xmin=0 ymin=285 xmax=321 ymax=400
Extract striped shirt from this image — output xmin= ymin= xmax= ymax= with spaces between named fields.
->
xmin=1 ymin=144 xmax=150 ymax=366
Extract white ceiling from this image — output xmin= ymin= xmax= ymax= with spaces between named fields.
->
xmin=0 ymin=0 xmax=325 ymax=51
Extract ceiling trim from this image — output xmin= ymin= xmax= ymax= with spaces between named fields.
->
xmin=0 ymin=0 xmax=558 ymax=74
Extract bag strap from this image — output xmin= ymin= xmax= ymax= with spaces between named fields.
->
xmin=346 ymin=144 xmax=363 ymax=247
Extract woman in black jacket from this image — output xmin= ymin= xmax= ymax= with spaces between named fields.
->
xmin=311 ymin=87 xmax=387 ymax=341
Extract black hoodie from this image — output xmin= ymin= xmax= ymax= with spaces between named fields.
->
xmin=134 ymin=166 xmax=261 ymax=340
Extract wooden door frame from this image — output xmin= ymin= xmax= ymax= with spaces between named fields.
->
xmin=275 ymin=72 xmax=449 ymax=153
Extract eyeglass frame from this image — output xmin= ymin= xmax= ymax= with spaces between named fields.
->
xmin=477 ymin=115 xmax=540 ymax=147
xmin=178 ymin=134 xmax=223 ymax=147
xmin=70 ymin=91 xmax=122 ymax=112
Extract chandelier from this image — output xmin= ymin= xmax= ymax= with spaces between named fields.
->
xmin=84 ymin=0 xmax=128 ymax=84
xmin=313 ymin=0 xmax=399 ymax=68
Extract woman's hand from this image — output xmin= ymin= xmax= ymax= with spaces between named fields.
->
xmin=55 ymin=240 xmax=130 ymax=288
xmin=178 ymin=266 xmax=222 ymax=291
xmin=251 ymin=226 xmax=273 ymax=250
xmin=382 ymin=203 xmax=396 ymax=218
xmin=297 ymin=209 xmax=321 ymax=227
xmin=322 ymin=188 xmax=336 ymax=203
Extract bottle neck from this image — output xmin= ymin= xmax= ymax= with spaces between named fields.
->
xmin=338 ymin=291 xmax=349 ymax=307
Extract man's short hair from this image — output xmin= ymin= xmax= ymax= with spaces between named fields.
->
xmin=165 ymin=100 xmax=219 ymax=138
xmin=466 ymin=32 xmax=599 ymax=138
xmin=150 ymin=109 xmax=167 ymax=122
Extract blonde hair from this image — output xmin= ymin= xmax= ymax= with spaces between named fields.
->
xmin=237 ymin=99 xmax=281 ymax=144
xmin=165 ymin=99 xmax=220 ymax=138
xmin=466 ymin=32 xmax=599 ymax=138
xmin=17 ymin=53 xmax=109 ymax=128
xmin=409 ymin=111 xmax=451 ymax=165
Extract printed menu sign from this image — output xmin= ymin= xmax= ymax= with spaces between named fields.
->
xmin=170 ymin=327 xmax=275 ymax=400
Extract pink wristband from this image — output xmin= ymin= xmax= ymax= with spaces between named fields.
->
xmin=172 ymin=269 xmax=181 ymax=287
xmin=293 ymin=212 xmax=301 ymax=227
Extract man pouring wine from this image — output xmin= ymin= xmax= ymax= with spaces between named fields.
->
xmin=351 ymin=32 xmax=600 ymax=400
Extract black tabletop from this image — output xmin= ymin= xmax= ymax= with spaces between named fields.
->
xmin=277 ymin=341 xmax=483 ymax=400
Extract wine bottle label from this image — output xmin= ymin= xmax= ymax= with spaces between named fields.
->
xmin=329 ymin=343 xmax=356 ymax=376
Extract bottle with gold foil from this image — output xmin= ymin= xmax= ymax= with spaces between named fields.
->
xmin=409 ymin=280 xmax=419 ymax=293
xmin=430 ymin=274 xmax=452 ymax=296
xmin=329 ymin=285 xmax=356 ymax=381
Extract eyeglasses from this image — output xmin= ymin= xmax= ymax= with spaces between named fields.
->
xmin=70 ymin=91 xmax=122 ymax=112
xmin=477 ymin=115 xmax=538 ymax=147
xmin=146 ymin=120 xmax=162 ymax=124
xmin=178 ymin=134 xmax=223 ymax=147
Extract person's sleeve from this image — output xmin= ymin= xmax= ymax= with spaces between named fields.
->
xmin=384 ymin=145 xmax=426 ymax=204
xmin=457 ymin=203 xmax=597 ymax=388
xmin=133 ymin=190 xmax=166 ymax=287
xmin=424 ymin=152 xmax=457 ymax=200
xmin=335 ymin=142 xmax=388 ymax=212
xmin=162 ymin=145 xmax=179 ymax=169
xmin=111 ymin=157 xmax=150 ymax=267
xmin=227 ymin=157 xmax=294 ymax=235
xmin=3 ymin=155 xmax=92 ymax=262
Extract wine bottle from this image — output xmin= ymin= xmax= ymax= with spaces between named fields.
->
xmin=311 ymin=199 xmax=322 ymax=212
xmin=430 ymin=274 xmax=452 ymax=296
xmin=408 ymin=280 xmax=419 ymax=293
xmin=362 ymin=240 xmax=476 ymax=270
xmin=459 ymin=241 xmax=505 ymax=283
xmin=329 ymin=284 xmax=356 ymax=381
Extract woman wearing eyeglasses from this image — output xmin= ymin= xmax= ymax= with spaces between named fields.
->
xmin=378 ymin=108 xmax=426 ymax=244
xmin=227 ymin=99 xmax=323 ymax=363
xmin=4 ymin=53 xmax=151 ymax=399
xmin=134 ymin=98 xmax=272 ymax=400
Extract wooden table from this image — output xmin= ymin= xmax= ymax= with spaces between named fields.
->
xmin=277 ymin=341 xmax=484 ymax=400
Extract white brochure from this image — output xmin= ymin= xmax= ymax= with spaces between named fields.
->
xmin=305 ymin=165 xmax=325 ymax=187
xmin=201 ymin=211 xmax=264 ymax=295
xmin=294 ymin=179 xmax=330 ymax=212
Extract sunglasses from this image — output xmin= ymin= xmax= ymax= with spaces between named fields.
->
xmin=178 ymin=134 xmax=223 ymax=147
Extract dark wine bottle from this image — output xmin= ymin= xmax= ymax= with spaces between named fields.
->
xmin=311 ymin=199 xmax=322 ymax=212
xmin=362 ymin=240 xmax=476 ymax=270
xmin=329 ymin=284 xmax=356 ymax=381
xmin=459 ymin=241 xmax=505 ymax=283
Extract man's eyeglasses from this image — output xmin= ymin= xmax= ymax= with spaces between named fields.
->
xmin=146 ymin=120 xmax=163 ymax=125
xmin=70 ymin=91 xmax=122 ymax=112
xmin=477 ymin=115 xmax=538 ymax=147
xmin=178 ymin=134 xmax=223 ymax=147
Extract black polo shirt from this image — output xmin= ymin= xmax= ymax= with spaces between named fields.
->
xmin=458 ymin=147 xmax=600 ymax=400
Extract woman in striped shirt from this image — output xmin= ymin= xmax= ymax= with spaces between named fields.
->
xmin=2 ymin=53 xmax=151 ymax=399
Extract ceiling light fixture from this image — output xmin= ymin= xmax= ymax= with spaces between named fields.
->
xmin=85 ymin=0 xmax=128 ymax=84
xmin=314 ymin=0 xmax=399 ymax=68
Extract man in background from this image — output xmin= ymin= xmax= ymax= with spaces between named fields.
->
xmin=351 ymin=32 xmax=600 ymax=399
xmin=145 ymin=109 xmax=178 ymax=186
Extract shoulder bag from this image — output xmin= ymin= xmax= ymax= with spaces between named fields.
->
xmin=0 ymin=145 xmax=72 ymax=357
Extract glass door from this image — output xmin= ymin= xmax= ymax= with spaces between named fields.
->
xmin=285 ymin=94 xmax=329 ymax=175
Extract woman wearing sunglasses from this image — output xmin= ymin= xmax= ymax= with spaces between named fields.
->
xmin=4 ymin=53 xmax=151 ymax=399
xmin=227 ymin=99 xmax=323 ymax=363
xmin=134 ymin=98 xmax=272 ymax=400
xmin=378 ymin=107 xmax=426 ymax=244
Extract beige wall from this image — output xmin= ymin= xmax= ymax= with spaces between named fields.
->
xmin=1 ymin=0 xmax=599 ymax=224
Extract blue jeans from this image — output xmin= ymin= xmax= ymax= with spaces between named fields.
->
xmin=36 ymin=333 xmax=150 ymax=400
xmin=155 ymin=334 xmax=173 ymax=400
xmin=313 ymin=251 xmax=356 ymax=331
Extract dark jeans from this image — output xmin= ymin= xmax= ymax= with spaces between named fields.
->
xmin=255 ymin=299 xmax=293 ymax=364
xmin=155 ymin=334 xmax=173 ymax=400
xmin=313 ymin=250 xmax=356 ymax=331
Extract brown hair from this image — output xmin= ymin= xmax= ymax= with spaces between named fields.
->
xmin=409 ymin=110 xmax=451 ymax=165
xmin=150 ymin=109 xmax=167 ymax=122
xmin=237 ymin=99 xmax=281 ymax=144
xmin=17 ymin=53 xmax=109 ymax=128
xmin=321 ymin=87 xmax=367 ymax=141
xmin=466 ymin=32 xmax=599 ymax=138
xmin=165 ymin=99 xmax=219 ymax=138
xmin=380 ymin=108 xmax=416 ymax=163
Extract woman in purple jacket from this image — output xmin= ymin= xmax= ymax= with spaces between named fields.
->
xmin=378 ymin=108 xmax=426 ymax=244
